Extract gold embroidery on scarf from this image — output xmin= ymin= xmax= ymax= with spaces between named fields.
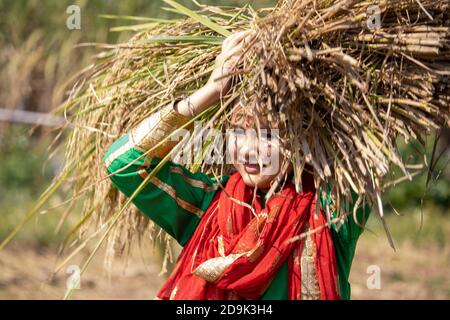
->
xmin=137 ymin=167 xmax=203 ymax=217
xmin=217 ymin=235 xmax=226 ymax=257
xmin=193 ymin=203 xmax=280 ymax=284
xmin=193 ymin=252 xmax=245 ymax=282
xmin=300 ymin=223 xmax=320 ymax=300
xmin=193 ymin=235 xmax=264 ymax=283
xmin=267 ymin=204 xmax=281 ymax=222
xmin=269 ymin=253 xmax=283 ymax=272
xmin=226 ymin=215 xmax=233 ymax=236
xmin=291 ymin=246 xmax=303 ymax=298
xmin=246 ymin=240 xmax=264 ymax=263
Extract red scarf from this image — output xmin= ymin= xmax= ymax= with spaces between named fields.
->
xmin=157 ymin=172 xmax=340 ymax=300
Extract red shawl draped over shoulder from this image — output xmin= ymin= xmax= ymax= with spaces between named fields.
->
xmin=157 ymin=171 xmax=340 ymax=300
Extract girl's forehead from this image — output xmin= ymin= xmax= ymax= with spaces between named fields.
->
xmin=229 ymin=95 xmax=282 ymax=131
xmin=230 ymin=108 xmax=272 ymax=129
xmin=239 ymin=114 xmax=255 ymax=128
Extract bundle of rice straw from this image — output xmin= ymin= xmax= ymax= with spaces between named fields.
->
xmin=1 ymin=0 xmax=449 ymax=275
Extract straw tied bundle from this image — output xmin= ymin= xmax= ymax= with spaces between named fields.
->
xmin=8 ymin=0 xmax=448 ymax=270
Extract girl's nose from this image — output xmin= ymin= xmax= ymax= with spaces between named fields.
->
xmin=238 ymin=135 xmax=259 ymax=163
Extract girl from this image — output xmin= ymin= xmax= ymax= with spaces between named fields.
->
xmin=103 ymin=31 xmax=370 ymax=300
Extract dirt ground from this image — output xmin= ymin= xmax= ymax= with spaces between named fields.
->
xmin=349 ymin=237 xmax=449 ymax=299
xmin=0 ymin=234 xmax=449 ymax=300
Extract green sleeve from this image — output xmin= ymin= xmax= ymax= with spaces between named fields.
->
xmin=320 ymin=186 xmax=371 ymax=300
xmin=103 ymin=133 xmax=224 ymax=246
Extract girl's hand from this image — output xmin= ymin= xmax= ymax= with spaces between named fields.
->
xmin=206 ymin=30 xmax=255 ymax=99
xmin=174 ymin=30 xmax=255 ymax=118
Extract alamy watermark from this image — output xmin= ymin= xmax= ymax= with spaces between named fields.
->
xmin=66 ymin=265 xmax=81 ymax=290
xmin=66 ymin=5 xmax=81 ymax=30
xmin=366 ymin=264 xmax=381 ymax=290
xmin=366 ymin=5 xmax=381 ymax=30
xmin=161 ymin=122 xmax=281 ymax=176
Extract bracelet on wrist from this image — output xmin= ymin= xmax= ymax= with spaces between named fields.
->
xmin=182 ymin=94 xmax=196 ymax=117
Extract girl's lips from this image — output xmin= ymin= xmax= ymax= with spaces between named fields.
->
xmin=243 ymin=163 xmax=261 ymax=174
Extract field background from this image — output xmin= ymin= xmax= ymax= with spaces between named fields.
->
xmin=0 ymin=0 xmax=448 ymax=300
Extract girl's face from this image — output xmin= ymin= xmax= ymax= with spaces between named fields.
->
xmin=227 ymin=115 xmax=288 ymax=191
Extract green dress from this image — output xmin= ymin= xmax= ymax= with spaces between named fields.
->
xmin=103 ymin=133 xmax=371 ymax=300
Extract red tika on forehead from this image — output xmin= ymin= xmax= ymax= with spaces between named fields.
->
xmin=244 ymin=115 xmax=252 ymax=128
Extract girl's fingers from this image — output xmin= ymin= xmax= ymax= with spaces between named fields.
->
xmin=219 ymin=30 xmax=255 ymax=71
xmin=223 ymin=30 xmax=252 ymax=50
xmin=222 ymin=35 xmax=231 ymax=48
xmin=227 ymin=43 xmax=245 ymax=59
xmin=229 ymin=30 xmax=252 ymax=47
xmin=221 ymin=44 xmax=244 ymax=65
xmin=222 ymin=33 xmax=239 ymax=50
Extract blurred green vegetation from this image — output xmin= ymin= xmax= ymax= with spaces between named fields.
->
xmin=384 ymin=134 xmax=450 ymax=212
xmin=0 ymin=0 xmax=275 ymax=111
xmin=0 ymin=127 xmax=53 ymax=194
xmin=365 ymin=204 xmax=450 ymax=248
xmin=0 ymin=126 xmax=70 ymax=247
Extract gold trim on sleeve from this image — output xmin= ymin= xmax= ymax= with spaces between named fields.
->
xmin=130 ymin=101 xmax=192 ymax=159
xmin=137 ymin=167 xmax=203 ymax=218
xmin=169 ymin=166 xmax=219 ymax=192
xmin=104 ymin=139 xmax=135 ymax=168
xmin=104 ymin=101 xmax=191 ymax=168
